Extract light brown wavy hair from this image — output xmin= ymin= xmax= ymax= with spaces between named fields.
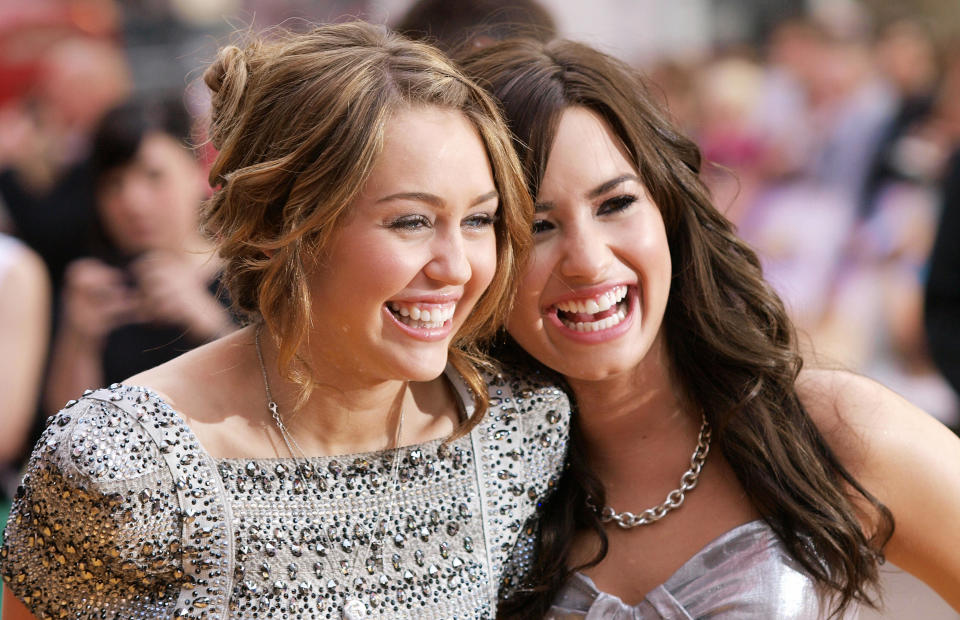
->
xmin=460 ymin=38 xmax=894 ymax=617
xmin=201 ymin=22 xmax=531 ymax=435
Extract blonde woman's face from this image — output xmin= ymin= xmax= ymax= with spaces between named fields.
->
xmin=506 ymin=106 xmax=672 ymax=382
xmin=307 ymin=105 xmax=499 ymax=383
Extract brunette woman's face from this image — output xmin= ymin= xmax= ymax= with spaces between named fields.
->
xmin=307 ymin=105 xmax=499 ymax=384
xmin=506 ymin=106 xmax=672 ymax=381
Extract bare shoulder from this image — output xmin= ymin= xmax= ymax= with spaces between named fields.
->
xmin=121 ymin=327 xmax=274 ymax=459
xmin=124 ymin=328 xmax=255 ymax=427
xmin=796 ymin=371 xmax=960 ymax=607
xmin=795 ymin=368 xmax=953 ymax=463
xmin=796 ymin=368 xmax=956 ymax=444
xmin=797 ymin=367 xmax=960 ymax=533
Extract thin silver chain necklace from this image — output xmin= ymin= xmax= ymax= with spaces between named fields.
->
xmin=255 ymin=326 xmax=404 ymax=620
xmin=589 ymin=414 xmax=712 ymax=529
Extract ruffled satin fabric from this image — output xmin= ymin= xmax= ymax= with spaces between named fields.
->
xmin=546 ymin=520 xmax=853 ymax=619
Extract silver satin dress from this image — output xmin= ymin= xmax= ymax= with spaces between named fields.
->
xmin=546 ymin=520 xmax=857 ymax=619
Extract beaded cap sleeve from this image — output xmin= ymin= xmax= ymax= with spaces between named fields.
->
xmin=2 ymin=366 xmax=570 ymax=619
xmin=0 ymin=387 xmax=217 ymax=618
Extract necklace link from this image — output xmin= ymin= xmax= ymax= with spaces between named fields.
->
xmin=590 ymin=414 xmax=711 ymax=529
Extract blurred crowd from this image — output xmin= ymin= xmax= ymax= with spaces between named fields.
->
xmin=654 ymin=11 xmax=960 ymax=428
xmin=1 ymin=0 xmax=959 ymax=535
xmin=0 ymin=0 xmax=237 ymax=517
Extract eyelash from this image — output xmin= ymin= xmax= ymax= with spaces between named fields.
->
xmin=531 ymin=195 xmax=638 ymax=234
xmin=386 ymin=213 xmax=499 ymax=231
xmin=532 ymin=219 xmax=553 ymax=235
xmin=598 ymin=195 xmax=637 ymax=215
xmin=387 ymin=215 xmax=431 ymax=230
xmin=462 ymin=213 xmax=499 ymax=229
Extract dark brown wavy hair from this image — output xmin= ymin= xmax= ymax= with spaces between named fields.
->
xmin=459 ymin=38 xmax=894 ymax=617
xmin=202 ymin=22 xmax=532 ymax=435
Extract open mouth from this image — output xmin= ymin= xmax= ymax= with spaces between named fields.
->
xmin=387 ymin=301 xmax=456 ymax=330
xmin=552 ymin=285 xmax=631 ymax=333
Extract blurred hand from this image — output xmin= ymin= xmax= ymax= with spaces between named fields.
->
xmin=130 ymin=251 xmax=231 ymax=340
xmin=61 ymin=258 xmax=138 ymax=343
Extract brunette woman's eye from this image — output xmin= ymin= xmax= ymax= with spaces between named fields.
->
xmin=597 ymin=195 xmax=636 ymax=216
xmin=532 ymin=219 xmax=554 ymax=235
xmin=387 ymin=214 xmax=432 ymax=230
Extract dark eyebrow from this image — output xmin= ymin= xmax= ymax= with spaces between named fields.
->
xmin=534 ymin=202 xmax=553 ymax=214
xmin=376 ymin=190 xmax=499 ymax=208
xmin=588 ymin=174 xmax=640 ymax=199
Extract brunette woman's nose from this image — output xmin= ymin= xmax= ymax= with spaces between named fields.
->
xmin=558 ymin=221 xmax=612 ymax=281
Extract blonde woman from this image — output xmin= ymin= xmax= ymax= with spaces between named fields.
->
xmin=1 ymin=23 xmax=569 ymax=619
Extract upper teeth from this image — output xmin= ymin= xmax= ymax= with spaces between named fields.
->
xmin=389 ymin=302 xmax=456 ymax=324
xmin=555 ymin=285 xmax=628 ymax=314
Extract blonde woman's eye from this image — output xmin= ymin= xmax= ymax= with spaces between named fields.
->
xmin=598 ymin=195 xmax=636 ymax=216
xmin=387 ymin=215 xmax=431 ymax=230
xmin=462 ymin=212 xmax=498 ymax=230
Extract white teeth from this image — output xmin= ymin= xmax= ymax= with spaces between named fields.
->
xmin=388 ymin=302 xmax=456 ymax=328
xmin=559 ymin=308 xmax=627 ymax=332
xmin=555 ymin=285 xmax=630 ymax=314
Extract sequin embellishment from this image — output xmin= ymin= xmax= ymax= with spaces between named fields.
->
xmin=1 ymin=366 xmax=570 ymax=619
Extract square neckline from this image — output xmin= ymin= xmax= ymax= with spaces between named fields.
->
xmin=116 ymin=363 xmax=476 ymax=466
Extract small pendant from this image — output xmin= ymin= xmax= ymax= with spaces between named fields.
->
xmin=342 ymin=597 xmax=366 ymax=620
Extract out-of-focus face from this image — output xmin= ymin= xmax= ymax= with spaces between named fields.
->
xmin=307 ymin=105 xmax=499 ymax=384
xmin=507 ymin=106 xmax=672 ymax=382
xmin=97 ymin=132 xmax=206 ymax=255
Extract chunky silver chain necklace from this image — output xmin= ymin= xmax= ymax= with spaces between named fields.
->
xmin=590 ymin=414 xmax=711 ymax=529
xmin=255 ymin=326 xmax=404 ymax=620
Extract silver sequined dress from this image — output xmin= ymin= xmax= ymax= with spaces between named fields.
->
xmin=546 ymin=520 xmax=858 ymax=619
xmin=1 ymin=365 xmax=569 ymax=619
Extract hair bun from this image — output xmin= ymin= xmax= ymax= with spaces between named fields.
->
xmin=204 ymin=44 xmax=250 ymax=150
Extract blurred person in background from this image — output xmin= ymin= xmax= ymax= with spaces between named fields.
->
xmin=43 ymin=97 xmax=236 ymax=413
xmin=861 ymin=17 xmax=943 ymax=216
xmin=926 ymin=149 xmax=960 ymax=419
xmin=809 ymin=19 xmax=960 ymax=428
xmin=700 ymin=22 xmax=858 ymax=344
xmin=0 ymin=34 xmax=130 ymax=292
xmin=924 ymin=43 xmax=960 ymax=425
xmin=698 ymin=11 xmax=959 ymax=427
xmin=0 ymin=235 xmax=50 ymax=528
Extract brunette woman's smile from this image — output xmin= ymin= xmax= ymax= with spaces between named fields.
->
xmin=507 ymin=106 xmax=671 ymax=382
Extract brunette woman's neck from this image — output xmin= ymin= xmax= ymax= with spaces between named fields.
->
xmin=565 ymin=339 xmax=701 ymax=480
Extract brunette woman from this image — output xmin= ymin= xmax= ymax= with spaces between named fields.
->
xmin=461 ymin=39 xmax=960 ymax=618
xmin=1 ymin=23 xmax=569 ymax=619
